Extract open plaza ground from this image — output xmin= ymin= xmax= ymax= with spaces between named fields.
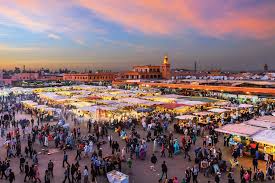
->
xmin=0 ymin=85 xmax=274 ymax=183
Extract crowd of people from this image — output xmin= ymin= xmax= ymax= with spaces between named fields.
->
xmin=0 ymin=91 xmax=274 ymax=183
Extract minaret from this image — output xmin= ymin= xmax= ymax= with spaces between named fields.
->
xmin=264 ymin=64 xmax=268 ymax=72
xmin=161 ymin=55 xmax=171 ymax=79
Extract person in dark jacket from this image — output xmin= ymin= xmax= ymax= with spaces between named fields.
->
xmin=44 ymin=170 xmax=50 ymax=183
xmin=150 ymin=154 xmax=157 ymax=171
xmin=158 ymin=161 xmax=168 ymax=182
xmin=8 ymin=169 xmax=15 ymax=183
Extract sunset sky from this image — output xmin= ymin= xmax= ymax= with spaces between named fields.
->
xmin=0 ymin=0 xmax=274 ymax=71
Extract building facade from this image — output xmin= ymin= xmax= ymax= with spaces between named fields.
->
xmin=63 ymin=72 xmax=116 ymax=82
xmin=118 ymin=55 xmax=171 ymax=80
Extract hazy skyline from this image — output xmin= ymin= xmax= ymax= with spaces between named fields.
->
xmin=0 ymin=0 xmax=275 ymax=71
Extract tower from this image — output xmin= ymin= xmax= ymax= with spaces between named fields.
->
xmin=161 ymin=55 xmax=171 ymax=79
xmin=264 ymin=64 xmax=268 ymax=72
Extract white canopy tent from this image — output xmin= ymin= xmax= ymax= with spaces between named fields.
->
xmin=215 ymin=123 xmax=264 ymax=137
xmin=21 ymin=100 xmax=38 ymax=106
xmin=255 ymin=116 xmax=275 ymax=123
xmin=35 ymin=105 xmax=48 ymax=110
xmin=208 ymin=108 xmax=229 ymax=113
xmin=215 ymin=101 xmax=230 ymax=106
xmin=175 ymin=115 xmax=196 ymax=120
xmin=119 ymin=98 xmax=161 ymax=106
xmin=251 ymin=130 xmax=275 ymax=146
xmin=175 ymin=99 xmax=206 ymax=106
xmin=238 ymin=104 xmax=253 ymax=108
xmin=193 ymin=111 xmax=213 ymax=116
xmin=245 ymin=119 xmax=275 ymax=129
xmin=161 ymin=94 xmax=183 ymax=99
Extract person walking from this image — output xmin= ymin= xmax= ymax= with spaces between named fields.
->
xmin=184 ymin=144 xmax=191 ymax=161
xmin=83 ymin=166 xmax=89 ymax=183
xmin=75 ymin=147 xmax=82 ymax=161
xmin=44 ymin=170 xmax=50 ymax=183
xmin=8 ymin=169 xmax=15 ymax=183
xmin=19 ymin=155 xmax=25 ymax=173
xmin=48 ymin=160 xmax=54 ymax=177
xmin=252 ymin=158 xmax=258 ymax=172
xmin=150 ymin=154 xmax=157 ymax=171
xmin=63 ymin=151 xmax=69 ymax=168
xmin=159 ymin=161 xmax=168 ymax=182
xmin=161 ymin=144 xmax=166 ymax=158
xmin=63 ymin=165 xmax=71 ymax=183
xmin=192 ymin=165 xmax=199 ymax=183
xmin=76 ymin=168 xmax=81 ymax=183
xmin=23 ymin=162 xmax=29 ymax=182
xmin=71 ymin=163 xmax=77 ymax=182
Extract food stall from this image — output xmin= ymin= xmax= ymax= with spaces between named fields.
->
xmin=21 ymin=100 xmax=38 ymax=109
xmin=193 ymin=111 xmax=213 ymax=124
xmin=238 ymin=104 xmax=253 ymax=109
xmin=245 ymin=119 xmax=275 ymax=130
xmin=208 ymin=108 xmax=230 ymax=124
xmin=174 ymin=115 xmax=196 ymax=133
xmin=215 ymin=123 xmax=264 ymax=155
xmin=251 ymin=130 xmax=275 ymax=157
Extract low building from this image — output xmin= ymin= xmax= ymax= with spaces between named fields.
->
xmin=63 ymin=72 xmax=116 ymax=82
xmin=117 ymin=55 xmax=171 ymax=80
xmin=12 ymin=72 xmax=40 ymax=81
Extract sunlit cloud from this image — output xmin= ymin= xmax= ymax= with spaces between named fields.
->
xmin=48 ymin=33 xmax=61 ymax=40
xmin=75 ymin=39 xmax=85 ymax=45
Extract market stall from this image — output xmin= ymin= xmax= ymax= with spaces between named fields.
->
xmin=174 ymin=115 xmax=196 ymax=133
xmin=238 ymin=104 xmax=253 ymax=108
xmin=21 ymin=100 xmax=38 ymax=109
xmin=245 ymin=119 xmax=275 ymax=130
xmin=251 ymin=130 xmax=275 ymax=156
xmin=215 ymin=123 xmax=264 ymax=154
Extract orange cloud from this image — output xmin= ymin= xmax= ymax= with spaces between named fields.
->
xmin=77 ymin=0 xmax=275 ymax=39
xmin=0 ymin=0 xmax=274 ymax=40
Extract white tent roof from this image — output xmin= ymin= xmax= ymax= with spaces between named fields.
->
xmin=175 ymin=115 xmax=196 ymax=120
xmin=245 ymin=119 xmax=275 ymax=129
xmin=208 ymin=108 xmax=229 ymax=113
xmin=238 ymin=104 xmax=253 ymax=108
xmin=251 ymin=130 xmax=275 ymax=146
xmin=80 ymin=106 xmax=98 ymax=113
xmin=35 ymin=105 xmax=48 ymax=109
xmin=96 ymin=100 xmax=117 ymax=105
xmin=255 ymin=116 xmax=275 ymax=122
xmin=119 ymin=98 xmax=160 ymax=106
xmin=176 ymin=99 xmax=206 ymax=106
xmin=70 ymin=101 xmax=93 ymax=108
xmin=80 ymin=105 xmax=118 ymax=113
xmin=161 ymin=94 xmax=183 ymax=99
xmin=215 ymin=101 xmax=230 ymax=106
xmin=21 ymin=100 xmax=38 ymax=106
xmin=45 ymin=107 xmax=61 ymax=113
xmin=193 ymin=111 xmax=213 ymax=116
xmin=215 ymin=123 xmax=264 ymax=137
